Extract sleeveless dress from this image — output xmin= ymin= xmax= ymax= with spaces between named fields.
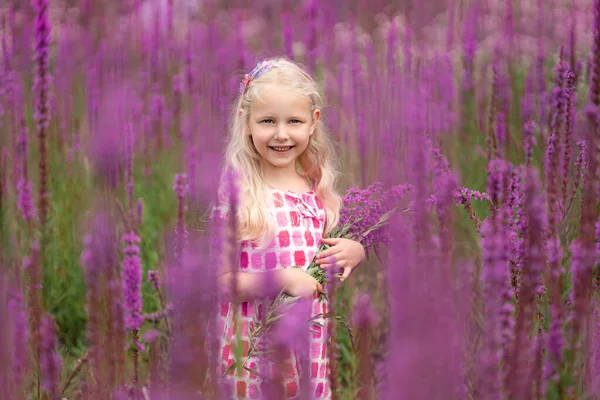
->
xmin=216 ymin=187 xmax=331 ymax=399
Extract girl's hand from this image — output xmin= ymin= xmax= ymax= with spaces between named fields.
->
xmin=316 ymin=238 xmax=365 ymax=282
xmin=276 ymin=268 xmax=323 ymax=298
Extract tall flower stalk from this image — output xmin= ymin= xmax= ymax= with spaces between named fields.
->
xmin=570 ymin=0 xmax=600 ymax=390
xmin=479 ymin=160 xmax=513 ymax=399
xmin=505 ymin=167 xmax=546 ymax=399
xmin=39 ymin=314 xmax=62 ymax=400
xmin=543 ymin=56 xmax=568 ymax=397
xmin=352 ymin=293 xmax=378 ymax=400
xmin=16 ymin=118 xmax=36 ymax=223
xmin=25 ymin=241 xmax=43 ymax=399
xmin=122 ymin=230 xmax=143 ymax=390
xmin=32 ymin=0 xmax=51 ymax=228
xmin=173 ymin=173 xmax=189 ymax=261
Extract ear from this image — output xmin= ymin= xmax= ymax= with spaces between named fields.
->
xmin=239 ymin=108 xmax=252 ymax=136
xmin=310 ymin=109 xmax=321 ymax=136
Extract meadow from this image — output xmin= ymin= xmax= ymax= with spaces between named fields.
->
xmin=0 ymin=0 xmax=599 ymax=399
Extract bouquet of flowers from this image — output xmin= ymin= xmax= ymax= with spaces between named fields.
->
xmin=226 ymin=182 xmax=412 ymax=376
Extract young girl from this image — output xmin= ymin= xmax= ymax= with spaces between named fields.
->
xmin=213 ymin=58 xmax=365 ymax=399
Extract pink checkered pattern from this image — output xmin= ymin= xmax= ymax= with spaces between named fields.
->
xmin=216 ymin=187 xmax=330 ymax=399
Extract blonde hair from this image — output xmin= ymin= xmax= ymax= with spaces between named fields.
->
xmin=221 ymin=57 xmax=342 ymax=248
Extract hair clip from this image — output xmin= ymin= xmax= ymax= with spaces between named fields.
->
xmin=239 ymin=60 xmax=279 ymax=94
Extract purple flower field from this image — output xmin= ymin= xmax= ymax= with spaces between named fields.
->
xmin=0 ymin=0 xmax=599 ymax=399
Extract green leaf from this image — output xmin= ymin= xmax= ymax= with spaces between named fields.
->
xmin=224 ymin=362 xmax=239 ymax=376
xmin=243 ymin=365 xmax=262 ymax=378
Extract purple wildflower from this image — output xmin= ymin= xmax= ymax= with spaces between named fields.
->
xmin=521 ymin=70 xmax=535 ymax=123
xmin=80 ymin=211 xmax=125 ymax=394
xmin=507 ymin=167 xmax=525 ymax=292
xmin=339 ymin=182 xmax=412 ymax=249
xmin=271 ymin=298 xmax=312 ymax=354
xmin=0 ymin=148 xmax=5 ymax=217
xmin=543 ymin=236 xmax=564 ymax=392
xmin=121 ymin=231 xmax=143 ymax=330
xmin=571 ymin=139 xmax=587 ymax=206
xmin=590 ymin=0 xmax=600 ymax=107
xmin=136 ymin=199 xmax=144 ymax=231
xmin=593 ymin=306 xmax=600 ymax=396
xmin=523 ymin=121 xmax=537 ymax=166
xmin=143 ymin=304 xmax=174 ymax=323
xmin=480 ymin=216 xmax=511 ymax=399
xmin=495 ymin=112 xmax=506 ymax=151
xmin=66 ymin=130 xmax=81 ymax=164
xmin=434 ymin=171 xmax=460 ymax=259
xmin=16 ymin=178 xmax=36 ymax=221
xmin=166 ymin=234 xmax=219 ymax=396
xmin=426 ymin=138 xmax=450 ymax=176
xmin=8 ymin=283 xmax=29 ymax=393
xmin=596 ymin=218 xmax=600 ymax=265
xmin=427 ymin=138 xmax=490 ymax=232
xmin=455 ymin=188 xmax=491 ymax=204
xmin=184 ymin=143 xmax=197 ymax=198
xmin=32 ymin=0 xmax=51 ymax=226
xmin=570 ymin=239 xmax=597 ymax=356
xmin=184 ymin=31 xmax=194 ymax=93
xmin=172 ymin=73 xmax=183 ymax=95
xmin=352 ymin=292 xmax=378 ymax=400
xmin=283 ymin=11 xmax=294 ymax=59
xmin=0 ymin=273 xmax=11 ymax=399
xmin=352 ymin=293 xmax=378 ymax=328
xmin=125 ymin=122 xmax=135 ymax=211
xmin=151 ymin=89 xmax=165 ymax=149
xmin=545 ymin=60 xmax=566 ymax=224
xmin=505 ymin=167 xmax=546 ymax=399
xmin=462 ymin=2 xmax=478 ymax=92
xmin=543 ymin=63 xmax=568 ymax=396
xmin=39 ymin=314 xmax=62 ymax=397
xmin=143 ymin=328 xmax=160 ymax=344
xmin=561 ymin=69 xmax=576 ymax=206
xmin=173 ymin=173 xmax=190 ymax=199
xmin=147 ymin=270 xmax=161 ymax=291
xmin=479 ymin=160 xmax=514 ymax=399
xmin=173 ymin=173 xmax=189 ymax=260
xmin=15 ymin=116 xmax=28 ymax=188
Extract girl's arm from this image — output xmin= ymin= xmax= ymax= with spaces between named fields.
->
xmin=219 ymin=268 xmax=323 ymax=303
xmin=218 ymin=270 xmax=270 ymax=303
xmin=213 ymin=194 xmax=321 ymax=302
xmin=213 ymin=205 xmax=261 ymax=301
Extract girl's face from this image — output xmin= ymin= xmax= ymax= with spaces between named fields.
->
xmin=247 ymin=83 xmax=320 ymax=177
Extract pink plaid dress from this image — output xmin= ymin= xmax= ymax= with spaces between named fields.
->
xmin=216 ymin=187 xmax=330 ymax=399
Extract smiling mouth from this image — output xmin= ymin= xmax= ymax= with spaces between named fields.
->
xmin=269 ymin=146 xmax=294 ymax=152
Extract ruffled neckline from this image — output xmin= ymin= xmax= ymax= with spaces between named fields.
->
xmin=267 ymin=184 xmax=320 ymax=219
xmin=266 ymin=183 xmax=315 ymax=196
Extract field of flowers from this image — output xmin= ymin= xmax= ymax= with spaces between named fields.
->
xmin=0 ymin=0 xmax=599 ymax=399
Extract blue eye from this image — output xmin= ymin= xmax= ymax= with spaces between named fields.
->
xmin=290 ymin=119 xmax=301 ymax=124
xmin=261 ymin=119 xmax=274 ymax=124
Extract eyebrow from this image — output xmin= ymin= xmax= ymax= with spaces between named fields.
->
xmin=254 ymin=115 xmax=306 ymax=120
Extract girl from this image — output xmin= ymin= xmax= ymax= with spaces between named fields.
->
xmin=213 ymin=57 xmax=365 ymax=399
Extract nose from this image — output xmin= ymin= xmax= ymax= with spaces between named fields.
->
xmin=273 ymin=123 xmax=289 ymax=141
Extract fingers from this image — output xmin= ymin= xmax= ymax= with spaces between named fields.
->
xmin=317 ymin=254 xmax=338 ymax=267
xmin=320 ymin=237 xmax=341 ymax=245
xmin=339 ymin=267 xmax=352 ymax=282
xmin=318 ymin=256 xmax=341 ymax=269
xmin=317 ymin=248 xmax=341 ymax=261
xmin=319 ymin=262 xmax=339 ymax=270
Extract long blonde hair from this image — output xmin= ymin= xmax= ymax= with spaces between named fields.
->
xmin=220 ymin=57 xmax=341 ymax=248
